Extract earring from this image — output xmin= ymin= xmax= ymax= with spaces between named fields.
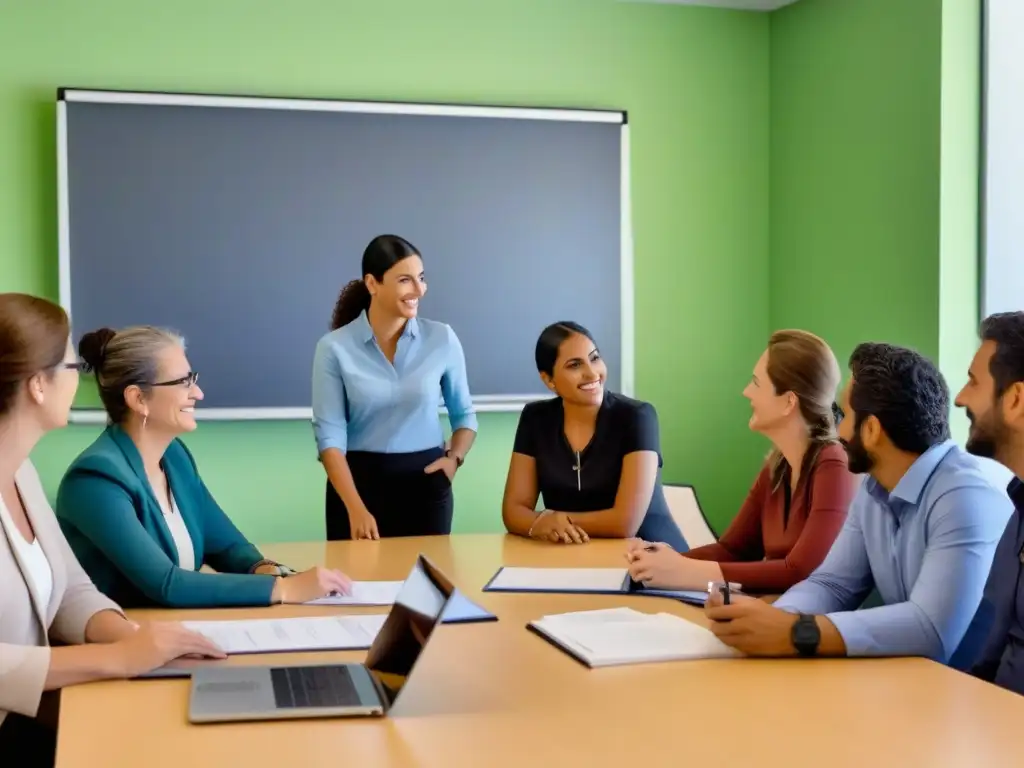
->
xmin=142 ymin=412 xmax=148 ymax=430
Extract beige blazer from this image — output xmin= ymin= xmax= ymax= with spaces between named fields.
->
xmin=0 ymin=460 xmax=123 ymax=728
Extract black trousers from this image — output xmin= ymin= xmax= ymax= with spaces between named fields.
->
xmin=0 ymin=713 xmax=56 ymax=768
xmin=326 ymin=447 xmax=454 ymax=540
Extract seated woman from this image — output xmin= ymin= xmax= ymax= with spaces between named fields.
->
xmin=56 ymin=325 xmax=352 ymax=609
xmin=0 ymin=294 xmax=223 ymax=766
xmin=626 ymin=329 xmax=855 ymax=593
xmin=502 ymin=322 xmax=687 ymax=550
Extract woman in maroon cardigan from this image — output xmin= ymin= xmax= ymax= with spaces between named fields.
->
xmin=626 ymin=330 xmax=856 ymax=594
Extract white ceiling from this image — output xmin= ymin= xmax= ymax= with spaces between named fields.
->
xmin=627 ymin=0 xmax=800 ymax=10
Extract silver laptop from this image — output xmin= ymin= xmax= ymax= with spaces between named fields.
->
xmin=187 ymin=554 xmax=454 ymax=723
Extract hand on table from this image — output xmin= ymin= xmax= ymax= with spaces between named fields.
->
xmin=117 ymin=621 xmax=226 ymax=677
xmin=624 ymin=541 xmax=689 ymax=588
xmin=272 ymin=566 xmax=353 ymax=603
xmin=349 ymin=507 xmax=380 ymax=540
xmin=704 ymin=598 xmax=798 ymax=657
xmin=530 ymin=512 xmax=589 ymax=544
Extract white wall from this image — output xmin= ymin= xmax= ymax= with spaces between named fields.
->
xmin=982 ymin=0 xmax=1024 ymax=316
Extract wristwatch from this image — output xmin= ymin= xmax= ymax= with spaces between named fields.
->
xmin=791 ymin=613 xmax=821 ymax=657
xmin=445 ymin=449 xmax=465 ymax=468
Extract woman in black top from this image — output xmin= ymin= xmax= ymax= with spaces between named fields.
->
xmin=501 ymin=322 xmax=688 ymax=550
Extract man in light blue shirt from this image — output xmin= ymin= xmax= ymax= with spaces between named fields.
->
xmin=706 ymin=342 xmax=1013 ymax=662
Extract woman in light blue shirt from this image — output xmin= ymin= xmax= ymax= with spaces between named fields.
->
xmin=312 ymin=235 xmax=478 ymax=540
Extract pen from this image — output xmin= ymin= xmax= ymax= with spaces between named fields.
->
xmin=719 ymin=582 xmax=731 ymax=605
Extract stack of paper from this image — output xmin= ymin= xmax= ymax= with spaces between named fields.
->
xmin=528 ymin=607 xmax=740 ymax=668
xmin=182 ymin=614 xmax=387 ymax=655
xmin=305 ymin=581 xmax=404 ymax=606
xmin=488 ymin=567 xmax=631 ymax=592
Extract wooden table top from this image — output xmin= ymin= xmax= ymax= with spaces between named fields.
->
xmin=56 ymin=535 xmax=1024 ymax=767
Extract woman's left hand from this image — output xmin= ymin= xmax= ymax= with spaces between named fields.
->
xmin=626 ymin=544 xmax=723 ymax=590
xmin=424 ymin=455 xmax=459 ymax=482
xmin=625 ymin=543 xmax=690 ymax=588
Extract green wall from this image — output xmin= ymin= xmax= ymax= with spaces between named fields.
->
xmin=769 ymin=0 xmax=944 ymax=363
xmin=769 ymin=0 xmax=981 ymax=442
xmin=0 ymin=0 xmax=771 ymax=541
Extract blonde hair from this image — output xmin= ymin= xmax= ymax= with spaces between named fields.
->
xmin=763 ymin=329 xmax=841 ymax=489
xmin=79 ymin=325 xmax=185 ymax=424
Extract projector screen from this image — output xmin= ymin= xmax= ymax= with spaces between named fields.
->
xmin=57 ymin=89 xmax=632 ymax=421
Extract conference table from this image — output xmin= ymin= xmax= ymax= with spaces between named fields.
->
xmin=56 ymin=534 xmax=1024 ymax=767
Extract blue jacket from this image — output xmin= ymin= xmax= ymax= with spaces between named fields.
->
xmin=56 ymin=425 xmax=276 ymax=608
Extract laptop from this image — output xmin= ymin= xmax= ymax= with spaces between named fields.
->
xmin=187 ymin=554 xmax=454 ymax=723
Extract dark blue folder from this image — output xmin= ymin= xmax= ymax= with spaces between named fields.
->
xmin=481 ymin=566 xmax=708 ymax=607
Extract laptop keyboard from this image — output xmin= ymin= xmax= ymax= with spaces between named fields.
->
xmin=270 ymin=665 xmax=362 ymax=709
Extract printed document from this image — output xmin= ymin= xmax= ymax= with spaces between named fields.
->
xmin=488 ymin=567 xmax=629 ymax=592
xmin=529 ymin=607 xmax=739 ymax=667
xmin=306 ymin=581 xmax=404 ymax=606
xmin=182 ymin=614 xmax=387 ymax=654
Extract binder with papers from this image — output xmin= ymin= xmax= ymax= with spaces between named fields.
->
xmin=482 ymin=566 xmax=709 ymax=606
xmin=527 ymin=607 xmax=740 ymax=668
xmin=306 ymin=585 xmax=498 ymax=623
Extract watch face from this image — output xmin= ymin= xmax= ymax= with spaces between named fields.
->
xmin=793 ymin=616 xmax=820 ymax=649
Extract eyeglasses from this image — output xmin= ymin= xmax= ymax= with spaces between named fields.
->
xmin=61 ymin=360 xmax=92 ymax=373
xmin=153 ymin=371 xmax=200 ymax=388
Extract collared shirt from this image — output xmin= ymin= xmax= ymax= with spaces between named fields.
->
xmin=970 ymin=478 xmax=1024 ymax=694
xmin=774 ymin=441 xmax=1014 ymax=661
xmin=311 ymin=311 xmax=478 ymax=455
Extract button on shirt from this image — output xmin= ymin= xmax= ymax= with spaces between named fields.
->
xmin=512 ymin=392 xmax=688 ymax=552
xmin=774 ymin=441 xmax=1014 ymax=661
xmin=312 ymin=311 xmax=478 ymax=454
xmin=971 ymin=478 xmax=1024 ymax=694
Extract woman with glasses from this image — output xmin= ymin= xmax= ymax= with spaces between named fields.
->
xmin=0 ymin=296 xmax=224 ymax=767
xmin=55 ymin=326 xmax=353 ymax=609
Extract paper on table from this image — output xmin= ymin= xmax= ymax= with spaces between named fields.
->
xmin=488 ymin=567 xmax=629 ymax=592
xmin=305 ymin=581 xmax=404 ymax=606
xmin=531 ymin=607 xmax=739 ymax=667
xmin=182 ymin=614 xmax=387 ymax=655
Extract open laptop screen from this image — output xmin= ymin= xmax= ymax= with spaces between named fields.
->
xmin=363 ymin=556 xmax=453 ymax=708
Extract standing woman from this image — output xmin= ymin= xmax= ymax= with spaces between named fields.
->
xmin=313 ymin=235 xmax=478 ymax=540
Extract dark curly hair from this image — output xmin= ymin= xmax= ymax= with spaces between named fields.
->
xmin=980 ymin=311 xmax=1024 ymax=396
xmin=330 ymin=234 xmax=420 ymax=330
xmin=848 ymin=342 xmax=950 ymax=454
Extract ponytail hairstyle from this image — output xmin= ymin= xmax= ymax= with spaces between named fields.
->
xmin=330 ymin=234 xmax=420 ymax=330
xmin=534 ymin=321 xmax=595 ymax=376
xmin=79 ymin=325 xmax=184 ymax=424
xmin=762 ymin=329 xmax=842 ymax=489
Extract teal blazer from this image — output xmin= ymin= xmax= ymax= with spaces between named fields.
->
xmin=56 ymin=425 xmax=276 ymax=608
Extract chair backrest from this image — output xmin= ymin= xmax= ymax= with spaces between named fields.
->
xmin=662 ymin=484 xmax=717 ymax=548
